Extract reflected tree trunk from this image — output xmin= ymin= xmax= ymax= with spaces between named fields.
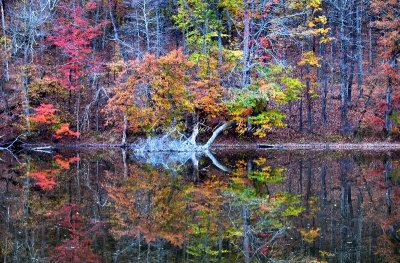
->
xmin=191 ymin=153 xmax=199 ymax=181
xmin=242 ymin=205 xmax=250 ymax=263
xmin=320 ymin=164 xmax=328 ymax=250
xmin=306 ymin=158 xmax=312 ymax=208
xmin=339 ymin=157 xmax=353 ymax=262
xmin=218 ymin=212 xmax=223 ymax=260
xmin=356 ymin=188 xmax=363 ymax=263
xmin=384 ymin=155 xmax=392 ymax=215
xmin=299 ymin=160 xmax=303 ymax=194
xmin=122 ymin=148 xmax=128 ymax=179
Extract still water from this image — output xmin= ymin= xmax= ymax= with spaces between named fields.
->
xmin=0 ymin=148 xmax=399 ymax=262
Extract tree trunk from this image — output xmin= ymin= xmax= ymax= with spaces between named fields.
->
xmin=368 ymin=15 xmax=374 ymax=69
xmin=329 ymin=8 xmax=337 ymax=96
xmin=241 ymin=1 xmax=250 ymax=88
xmin=299 ymin=66 xmax=304 ymax=132
xmin=347 ymin=0 xmax=358 ymax=103
xmin=321 ymin=41 xmax=328 ymax=127
xmin=122 ymin=113 xmax=128 ymax=145
xmin=385 ymin=52 xmax=398 ymax=135
xmin=305 ymin=39 xmax=312 ymax=132
xmin=155 ymin=3 xmax=161 ymax=58
xmin=188 ymin=123 xmax=199 ymax=146
xmin=135 ymin=10 xmax=143 ymax=58
xmin=339 ymin=3 xmax=351 ymax=134
xmin=0 ymin=0 xmax=9 ymax=81
xmin=204 ymin=122 xmax=235 ymax=148
xmin=22 ymin=45 xmax=31 ymax=134
xmin=385 ymin=75 xmax=393 ymax=134
xmin=142 ymin=0 xmax=151 ymax=53
xmin=95 ymin=81 xmax=100 ymax=132
xmin=356 ymin=0 xmax=363 ymax=97
xmin=217 ymin=7 xmax=223 ymax=70
xmin=109 ymin=2 xmax=129 ymax=63
xmin=299 ymin=97 xmax=303 ymax=132
xmin=0 ymin=81 xmax=10 ymax=116
xmin=76 ymin=87 xmax=81 ymax=139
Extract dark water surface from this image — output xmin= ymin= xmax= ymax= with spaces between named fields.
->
xmin=0 ymin=148 xmax=399 ymax=262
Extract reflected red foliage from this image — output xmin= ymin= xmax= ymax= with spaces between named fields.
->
xmin=54 ymin=154 xmax=80 ymax=169
xmin=29 ymin=169 xmax=57 ymax=191
xmin=51 ymin=204 xmax=103 ymax=263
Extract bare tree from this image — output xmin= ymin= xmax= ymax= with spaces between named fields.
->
xmin=8 ymin=0 xmax=58 ymax=133
xmin=121 ymin=0 xmax=168 ymax=58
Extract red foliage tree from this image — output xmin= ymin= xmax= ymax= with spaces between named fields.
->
xmin=48 ymin=1 xmax=107 ymax=90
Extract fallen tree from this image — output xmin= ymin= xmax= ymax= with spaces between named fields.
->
xmin=133 ymin=122 xmax=235 ymax=152
xmin=0 ymin=134 xmax=54 ymax=154
xmin=131 ymin=122 xmax=235 ymax=172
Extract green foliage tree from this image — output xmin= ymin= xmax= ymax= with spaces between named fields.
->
xmin=227 ymin=64 xmax=303 ymax=137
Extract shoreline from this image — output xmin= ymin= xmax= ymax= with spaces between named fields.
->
xmin=15 ymin=142 xmax=400 ymax=151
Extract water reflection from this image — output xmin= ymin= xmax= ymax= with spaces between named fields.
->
xmin=0 ymin=149 xmax=399 ymax=262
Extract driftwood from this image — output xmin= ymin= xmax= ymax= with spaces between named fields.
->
xmin=131 ymin=122 xmax=236 ymax=171
xmin=0 ymin=134 xmax=56 ymax=155
xmin=133 ymin=122 xmax=235 ymax=153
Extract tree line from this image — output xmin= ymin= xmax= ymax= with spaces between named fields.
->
xmin=0 ymin=0 xmax=399 ymax=143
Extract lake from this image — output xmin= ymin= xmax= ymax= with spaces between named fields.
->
xmin=0 ymin=148 xmax=399 ymax=262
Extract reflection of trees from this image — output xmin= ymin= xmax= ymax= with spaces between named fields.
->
xmin=104 ymin=156 xmax=308 ymax=261
xmin=131 ymin=149 xmax=232 ymax=173
xmin=104 ymin=162 xmax=230 ymax=261
xmin=0 ymin=151 xmax=399 ymax=262
xmin=0 ymin=152 xmax=109 ymax=262
xmin=51 ymin=203 xmax=103 ymax=263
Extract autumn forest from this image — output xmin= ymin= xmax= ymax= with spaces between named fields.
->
xmin=0 ymin=0 xmax=398 ymax=145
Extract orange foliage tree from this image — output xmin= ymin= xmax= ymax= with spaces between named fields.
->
xmin=29 ymin=103 xmax=80 ymax=139
xmin=106 ymin=49 xmax=229 ymax=138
